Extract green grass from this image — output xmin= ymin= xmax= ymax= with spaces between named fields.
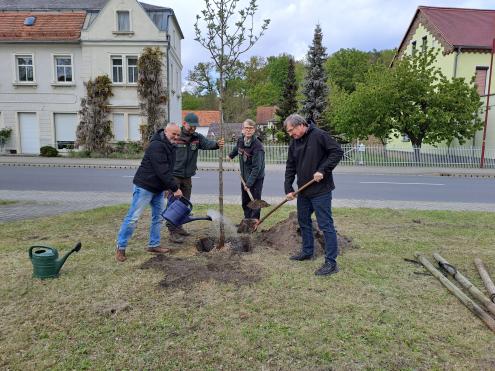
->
xmin=0 ymin=199 xmax=17 ymax=206
xmin=1 ymin=205 xmax=495 ymax=369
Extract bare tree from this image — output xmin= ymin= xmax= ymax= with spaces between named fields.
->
xmin=194 ymin=0 xmax=269 ymax=247
xmin=138 ymin=47 xmax=167 ymax=142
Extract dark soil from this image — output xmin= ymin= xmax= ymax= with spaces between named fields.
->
xmin=140 ymin=252 xmax=261 ymax=290
xmin=257 ymin=211 xmax=358 ymax=257
xmin=197 ymin=236 xmax=252 ymax=253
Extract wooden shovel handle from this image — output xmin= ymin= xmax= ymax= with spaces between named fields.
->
xmin=257 ymin=179 xmax=316 ymax=228
xmin=239 ymin=175 xmax=255 ymax=201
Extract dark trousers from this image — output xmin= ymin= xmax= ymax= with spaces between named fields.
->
xmin=241 ymin=177 xmax=264 ymax=219
xmin=297 ymin=191 xmax=338 ymax=264
xmin=173 ymin=176 xmax=192 ymax=200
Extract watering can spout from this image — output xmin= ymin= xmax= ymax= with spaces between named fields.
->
xmin=183 ymin=215 xmax=212 ymax=224
xmin=55 ymin=242 xmax=82 ymax=274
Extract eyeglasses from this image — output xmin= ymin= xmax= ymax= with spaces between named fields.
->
xmin=243 ymin=127 xmax=255 ymax=131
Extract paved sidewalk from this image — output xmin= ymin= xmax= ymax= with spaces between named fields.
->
xmin=2 ymin=155 xmax=495 ymax=177
xmin=1 ymin=189 xmax=494 ymax=223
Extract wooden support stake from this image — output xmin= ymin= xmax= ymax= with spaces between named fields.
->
xmin=433 ymin=253 xmax=495 ymax=316
xmin=415 ymin=253 xmax=495 ymax=333
xmin=474 ymin=258 xmax=495 ymax=303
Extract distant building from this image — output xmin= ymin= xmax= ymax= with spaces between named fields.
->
xmin=256 ymin=106 xmax=278 ymax=130
xmin=0 ymin=0 xmax=183 ymax=154
xmin=392 ymin=5 xmax=495 ymax=152
xmin=207 ymin=122 xmax=243 ymax=142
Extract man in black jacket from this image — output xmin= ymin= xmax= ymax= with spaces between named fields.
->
xmin=115 ymin=123 xmax=182 ymax=262
xmin=284 ymin=114 xmax=343 ymax=276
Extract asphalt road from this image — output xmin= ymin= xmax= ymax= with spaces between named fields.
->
xmin=1 ymin=165 xmax=494 ymax=204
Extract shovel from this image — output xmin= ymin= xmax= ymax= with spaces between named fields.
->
xmin=239 ymin=174 xmax=270 ymax=210
xmin=249 ymin=178 xmax=317 ymax=233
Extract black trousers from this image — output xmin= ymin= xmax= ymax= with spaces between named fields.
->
xmin=241 ymin=177 xmax=264 ymax=219
xmin=173 ymin=176 xmax=193 ymax=200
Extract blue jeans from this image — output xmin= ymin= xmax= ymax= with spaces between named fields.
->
xmin=297 ymin=191 xmax=338 ymax=264
xmin=116 ymin=185 xmax=164 ymax=250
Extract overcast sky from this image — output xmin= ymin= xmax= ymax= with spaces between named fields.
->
xmin=144 ymin=0 xmax=494 ymax=81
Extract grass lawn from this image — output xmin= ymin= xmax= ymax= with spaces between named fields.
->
xmin=1 ymin=205 xmax=494 ymax=369
xmin=0 ymin=199 xmax=17 ymax=206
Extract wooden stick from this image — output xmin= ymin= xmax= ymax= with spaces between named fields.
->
xmin=474 ymin=258 xmax=495 ymax=303
xmin=415 ymin=253 xmax=495 ymax=333
xmin=239 ymin=175 xmax=255 ymax=202
xmin=255 ymin=179 xmax=316 ymax=229
xmin=433 ymin=253 xmax=495 ymax=316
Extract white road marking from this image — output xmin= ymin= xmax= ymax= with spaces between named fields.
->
xmin=360 ymin=181 xmax=445 ymax=186
xmin=122 ymin=175 xmax=133 ymax=178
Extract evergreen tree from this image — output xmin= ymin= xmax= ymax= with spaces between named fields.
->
xmin=76 ymin=75 xmax=113 ymax=154
xmin=301 ymin=24 xmax=328 ymax=128
xmin=276 ymin=57 xmax=298 ymax=142
xmin=137 ymin=47 xmax=167 ymax=142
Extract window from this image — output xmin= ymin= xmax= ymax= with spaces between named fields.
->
xmin=54 ymin=56 xmax=73 ymax=82
xmin=112 ymin=57 xmax=123 ymax=83
xmin=127 ymin=57 xmax=138 ymax=83
xmin=475 ymin=67 xmax=489 ymax=95
xmin=16 ymin=55 xmax=34 ymax=82
xmin=117 ymin=11 xmax=130 ymax=32
xmin=421 ymin=36 xmax=427 ymax=52
xmin=411 ymin=41 xmax=417 ymax=56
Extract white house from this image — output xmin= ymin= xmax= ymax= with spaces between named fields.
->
xmin=0 ymin=0 xmax=183 ymax=154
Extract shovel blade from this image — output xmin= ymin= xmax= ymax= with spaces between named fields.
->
xmin=247 ymin=199 xmax=270 ymax=210
xmin=237 ymin=218 xmax=259 ymax=233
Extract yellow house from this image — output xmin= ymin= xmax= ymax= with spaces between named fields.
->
xmin=391 ymin=5 xmax=495 ymax=156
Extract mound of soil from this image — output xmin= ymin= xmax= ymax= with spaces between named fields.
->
xmin=257 ymin=211 xmax=358 ymax=256
xmin=140 ymin=251 xmax=261 ymax=289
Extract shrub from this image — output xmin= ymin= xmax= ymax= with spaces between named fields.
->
xmin=40 ymin=146 xmax=59 ymax=157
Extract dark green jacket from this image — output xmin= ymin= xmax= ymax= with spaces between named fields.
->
xmin=173 ymin=128 xmax=219 ymax=178
xmin=228 ymin=135 xmax=265 ymax=187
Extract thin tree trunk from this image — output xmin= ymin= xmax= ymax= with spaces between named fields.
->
xmin=217 ymin=56 xmax=225 ymax=248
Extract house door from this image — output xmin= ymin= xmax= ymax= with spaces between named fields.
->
xmin=113 ymin=113 xmax=125 ymax=141
xmin=129 ymin=114 xmax=141 ymax=141
xmin=19 ymin=112 xmax=39 ymax=154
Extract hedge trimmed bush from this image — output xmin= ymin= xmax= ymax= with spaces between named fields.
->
xmin=40 ymin=146 xmax=59 ymax=157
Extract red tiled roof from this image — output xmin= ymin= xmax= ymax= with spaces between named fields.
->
xmin=398 ymin=6 xmax=495 ymax=56
xmin=256 ymin=106 xmax=277 ymax=125
xmin=181 ymin=110 xmax=220 ymax=127
xmin=420 ymin=6 xmax=495 ymax=49
xmin=0 ymin=12 xmax=86 ymax=41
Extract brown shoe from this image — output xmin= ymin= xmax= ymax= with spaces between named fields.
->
xmin=169 ymin=232 xmax=185 ymax=244
xmin=116 ymin=249 xmax=127 ymax=262
xmin=146 ymin=246 xmax=171 ymax=254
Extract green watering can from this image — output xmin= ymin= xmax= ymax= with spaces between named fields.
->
xmin=29 ymin=242 xmax=82 ymax=279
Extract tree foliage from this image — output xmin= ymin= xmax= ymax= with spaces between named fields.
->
xmin=325 ymin=48 xmax=370 ymax=93
xmin=137 ymin=47 xmax=167 ymax=141
xmin=76 ymin=75 xmax=114 ymax=153
xmin=301 ymin=24 xmax=328 ymax=128
xmin=276 ymin=57 xmax=298 ymax=142
xmin=331 ymin=48 xmax=483 ymax=151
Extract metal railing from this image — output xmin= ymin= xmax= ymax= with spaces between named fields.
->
xmin=198 ymin=144 xmax=495 ymax=168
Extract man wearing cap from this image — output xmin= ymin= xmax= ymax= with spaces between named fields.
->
xmin=168 ymin=112 xmax=224 ymax=242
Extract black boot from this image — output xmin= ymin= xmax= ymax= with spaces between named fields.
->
xmin=315 ymin=262 xmax=339 ymax=276
xmin=289 ymin=252 xmax=313 ymax=261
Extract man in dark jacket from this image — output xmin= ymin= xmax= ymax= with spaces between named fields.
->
xmin=228 ymin=119 xmax=265 ymax=220
xmin=115 ymin=123 xmax=182 ymax=262
xmin=168 ymin=112 xmax=224 ymax=242
xmin=284 ymin=114 xmax=343 ymax=276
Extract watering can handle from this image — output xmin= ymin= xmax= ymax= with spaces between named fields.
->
xmin=168 ymin=194 xmax=193 ymax=209
xmin=28 ymin=245 xmax=56 ymax=259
